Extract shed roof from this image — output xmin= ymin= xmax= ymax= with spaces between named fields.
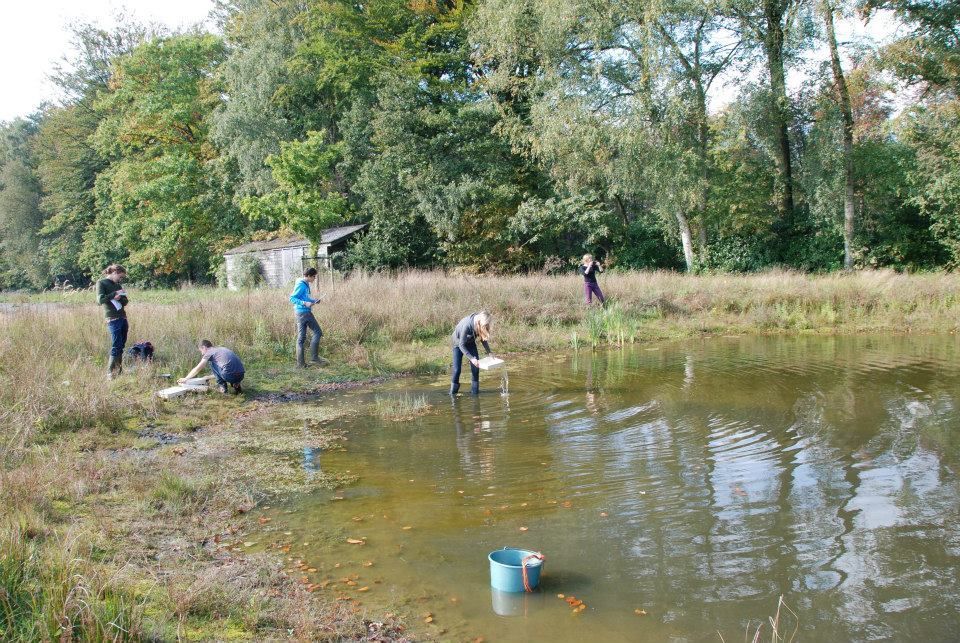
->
xmin=223 ymin=224 xmax=367 ymax=255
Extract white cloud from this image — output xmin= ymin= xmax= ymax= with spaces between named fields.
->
xmin=0 ymin=0 xmax=214 ymax=122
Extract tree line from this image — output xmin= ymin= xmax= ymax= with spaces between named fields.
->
xmin=0 ymin=0 xmax=957 ymax=288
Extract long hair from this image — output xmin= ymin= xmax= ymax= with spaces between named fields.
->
xmin=474 ymin=311 xmax=492 ymax=342
xmin=103 ymin=264 xmax=126 ymax=276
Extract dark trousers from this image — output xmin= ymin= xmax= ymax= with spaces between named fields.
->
xmin=296 ymin=311 xmax=322 ymax=357
xmin=451 ymin=344 xmax=480 ymax=394
xmin=584 ymin=281 xmax=605 ymax=304
xmin=107 ymin=318 xmax=129 ymax=358
xmin=210 ymin=361 xmax=244 ymax=387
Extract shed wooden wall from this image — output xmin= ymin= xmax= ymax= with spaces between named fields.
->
xmin=225 ymin=246 xmax=307 ymax=290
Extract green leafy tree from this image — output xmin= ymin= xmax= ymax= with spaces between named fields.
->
xmin=85 ymin=34 xmax=238 ymax=282
xmin=0 ymin=119 xmax=47 ymax=288
xmin=241 ymin=130 xmax=348 ymax=246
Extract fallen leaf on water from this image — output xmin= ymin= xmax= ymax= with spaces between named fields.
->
xmin=352 ymin=516 xmax=363 ymax=522
xmin=634 ymin=609 xmax=647 ymax=616
xmin=424 ymin=616 xmax=434 ymax=624
xmin=570 ymin=599 xmax=583 ymax=607
xmin=334 ymin=563 xmax=341 ymax=568
xmin=520 ymin=503 xmax=528 ymax=507
xmin=557 ymin=593 xmax=565 ymax=599
xmin=562 ymin=501 xmax=573 ymax=508
xmin=346 ymin=538 xmax=365 ymax=545
xmin=303 ymin=542 xmax=310 ymax=546
xmin=363 ymin=561 xmax=374 ymax=567
xmin=483 ymin=493 xmax=495 ymax=497
xmin=243 ymin=542 xmax=256 ymax=547
xmin=519 ymin=527 xmax=529 ymax=532
xmin=346 ymin=580 xmax=357 ymax=586
xmin=357 ymin=586 xmax=369 ymax=592
xmin=600 ymin=512 xmax=609 ymax=517
xmin=402 ymin=526 xmax=413 ymax=531
xmin=457 ymin=490 xmax=464 ymax=494
xmin=283 ymin=531 xmax=292 ymax=536
xmin=450 ymin=596 xmax=460 ymax=604
xmin=307 ymin=568 xmax=318 ymax=573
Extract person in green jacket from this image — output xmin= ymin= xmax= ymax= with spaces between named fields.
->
xmin=96 ymin=264 xmax=129 ymax=379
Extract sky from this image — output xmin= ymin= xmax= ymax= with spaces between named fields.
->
xmin=0 ymin=0 xmax=215 ymax=122
xmin=0 ymin=1 xmax=900 ymax=123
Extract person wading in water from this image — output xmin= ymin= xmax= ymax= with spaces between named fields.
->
xmin=450 ymin=311 xmax=494 ymax=396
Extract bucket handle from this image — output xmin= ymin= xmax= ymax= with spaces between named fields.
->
xmin=521 ymin=552 xmax=545 ymax=593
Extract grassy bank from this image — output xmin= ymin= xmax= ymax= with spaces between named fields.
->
xmin=2 ymin=269 xmax=959 ymax=640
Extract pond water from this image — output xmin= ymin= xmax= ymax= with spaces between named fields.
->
xmin=262 ymin=336 xmax=960 ymax=642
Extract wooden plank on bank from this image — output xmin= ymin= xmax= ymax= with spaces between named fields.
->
xmin=156 ymin=374 xmax=216 ymax=399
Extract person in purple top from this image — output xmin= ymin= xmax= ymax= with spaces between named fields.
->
xmin=579 ymin=254 xmax=605 ymax=305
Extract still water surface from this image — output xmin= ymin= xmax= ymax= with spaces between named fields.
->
xmin=268 ymin=336 xmax=960 ymax=641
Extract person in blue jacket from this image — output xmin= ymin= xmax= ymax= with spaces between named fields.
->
xmin=450 ymin=311 xmax=493 ymax=395
xmin=290 ymin=267 xmax=324 ymax=367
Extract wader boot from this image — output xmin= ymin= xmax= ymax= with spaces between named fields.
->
xmin=107 ymin=355 xmax=122 ymax=380
xmin=449 ymin=381 xmax=460 ymax=396
xmin=310 ymin=345 xmax=327 ymax=366
xmin=296 ymin=347 xmax=306 ymax=368
xmin=470 ymin=381 xmax=480 ymax=395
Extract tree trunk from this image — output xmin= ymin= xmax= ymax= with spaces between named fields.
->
xmin=676 ymin=211 xmax=695 ymax=272
xmin=695 ymin=82 xmax=710 ymax=263
xmin=821 ymin=0 xmax=856 ymax=269
xmin=764 ymin=0 xmax=795 ymax=223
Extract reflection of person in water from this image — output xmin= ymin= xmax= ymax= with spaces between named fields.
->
xmin=452 ymin=396 xmax=496 ymax=481
xmin=302 ymin=423 xmax=321 ymax=480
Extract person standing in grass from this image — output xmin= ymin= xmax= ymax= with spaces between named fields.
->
xmin=290 ymin=267 xmax=324 ymax=368
xmin=579 ymin=254 xmax=605 ymax=305
xmin=179 ymin=340 xmax=245 ymax=394
xmin=96 ymin=264 xmax=129 ymax=379
xmin=450 ymin=311 xmax=494 ymax=396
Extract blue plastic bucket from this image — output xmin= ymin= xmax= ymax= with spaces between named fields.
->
xmin=488 ymin=548 xmax=544 ymax=593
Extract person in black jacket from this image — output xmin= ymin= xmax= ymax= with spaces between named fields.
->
xmin=450 ymin=311 xmax=493 ymax=396
xmin=96 ymin=264 xmax=129 ymax=379
xmin=579 ymin=254 xmax=605 ymax=305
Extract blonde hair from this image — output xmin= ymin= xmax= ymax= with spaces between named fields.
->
xmin=474 ymin=311 xmax=492 ymax=341
xmin=582 ymin=254 xmax=593 ymax=264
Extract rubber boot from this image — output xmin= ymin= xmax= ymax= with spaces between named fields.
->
xmin=470 ymin=381 xmax=480 ymax=395
xmin=449 ymin=381 xmax=460 ymax=396
xmin=107 ymin=355 xmax=122 ymax=380
xmin=296 ymin=346 xmax=306 ymax=368
xmin=310 ymin=343 xmax=326 ymax=366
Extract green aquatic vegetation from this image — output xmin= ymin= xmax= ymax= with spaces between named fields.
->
xmin=375 ymin=393 xmax=433 ymax=421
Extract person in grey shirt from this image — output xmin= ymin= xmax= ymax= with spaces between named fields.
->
xmin=450 ymin=311 xmax=494 ymax=395
xmin=179 ymin=339 xmax=245 ymax=394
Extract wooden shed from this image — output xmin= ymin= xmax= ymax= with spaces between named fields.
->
xmin=222 ymin=224 xmax=366 ymax=290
